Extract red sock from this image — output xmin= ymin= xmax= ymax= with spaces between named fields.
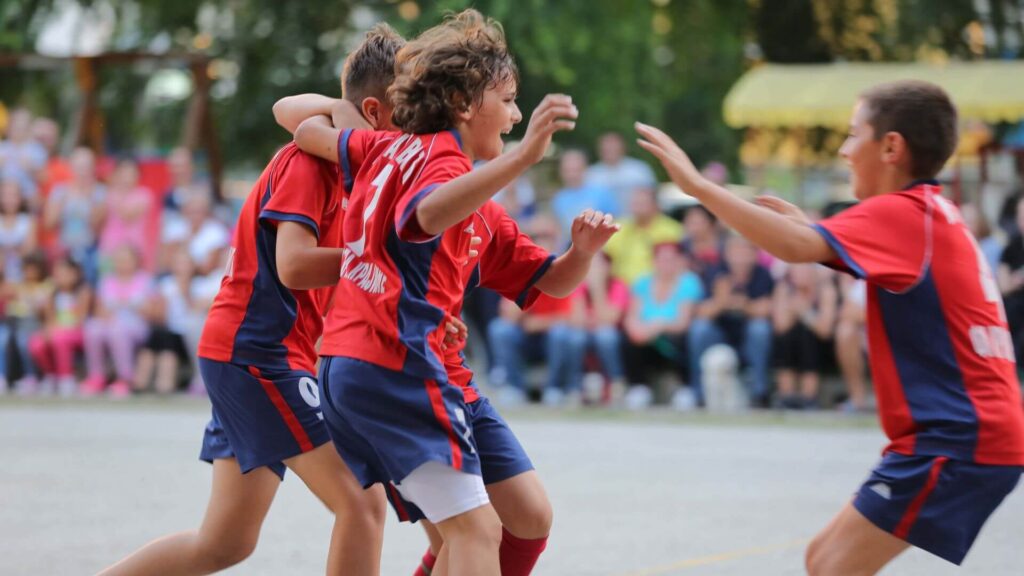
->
xmin=413 ymin=548 xmax=437 ymax=576
xmin=499 ymin=527 xmax=548 ymax=576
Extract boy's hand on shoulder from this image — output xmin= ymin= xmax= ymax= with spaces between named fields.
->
xmin=517 ymin=94 xmax=578 ymax=166
xmin=570 ymin=209 xmax=620 ymax=256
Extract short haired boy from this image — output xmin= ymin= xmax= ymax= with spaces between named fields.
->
xmin=637 ymin=80 xmax=1024 ymax=574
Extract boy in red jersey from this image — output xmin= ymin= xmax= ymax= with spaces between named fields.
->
xmin=276 ymin=21 xmax=619 ymax=576
xmin=291 ymin=10 xmax=613 ymax=576
xmin=98 ymin=27 xmax=410 ymax=576
xmin=637 ymin=80 xmax=1023 ymax=574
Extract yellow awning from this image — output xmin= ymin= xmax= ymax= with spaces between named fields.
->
xmin=723 ymin=61 xmax=1024 ymax=129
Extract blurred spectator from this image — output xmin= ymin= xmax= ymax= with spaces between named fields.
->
xmin=835 ymin=276 xmax=870 ymax=412
xmin=0 ymin=108 xmax=46 ymax=200
xmin=0 ymin=179 xmax=37 ymax=282
xmin=621 ymin=242 xmax=703 ymax=405
xmin=98 ymin=157 xmax=154 ymax=271
xmin=164 ymin=147 xmax=199 ymax=212
xmin=6 ymin=253 xmax=50 ymax=394
xmin=82 ymin=245 xmax=153 ymax=397
xmin=552 ymin=149 xmax=618 ymax=240
xmin=603 ymin=186 xmax=683 ymax=284
xmin=30 ymin=117 xmax=72 ymax=250
xmin=680 ymin=204 xmax=724 ymax=286
xmin=44 ymin=147 xmax=106 ymax=276
xmin=487 ymin=215 xmax=585 ymax=406
xmin=134 ymin=250 xmax=199 ymax=395
xmin=689 ymin=235 xmax=774 ymax=406
xmin=771 ymin=264 xmax=837 ymax=409
xmin=160 ymin=187 xmax=230 ymax=275
xmin=569 ymin=252 xmax=628 ymax=404
xmin=998 ymin=195 xmax=1024 ymax=360
xmin=28 ymin=256 xmax=91 ymax=397
xmin=960 ymin=202 xmax=1003 ymax=274
xmin=585 ymin=132 xmax=657 ymax=212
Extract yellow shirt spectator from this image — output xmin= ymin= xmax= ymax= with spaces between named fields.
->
xmin=603 ymin=186 xmax=683 ymax=284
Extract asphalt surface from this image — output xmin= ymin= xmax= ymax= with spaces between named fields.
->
xmin=2 ymin=398 xmax=1021 ymax=575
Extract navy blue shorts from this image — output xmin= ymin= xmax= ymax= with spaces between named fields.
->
xmin=198 ymin=358 xmax=330 ymax=480
xmin=382 ymin=392 xmax=535 ymax=523
xmin=854 ymin=452 xmax=1022 ymax=565
xmin=319 ymin=356 xmax=482 ymax=494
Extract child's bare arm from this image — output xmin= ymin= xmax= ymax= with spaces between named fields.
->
xmin=636 ymin=123 xmax=836 ymax=264
xmin=415 ymin=94 xmax=577 ymax=237
xmin=273 ymin=94 xmax=339 ymax=134
xmin=293 ymin=101 xmax=371 ymax=163
xmin=535 ymin=210 xmax=619 ymax=298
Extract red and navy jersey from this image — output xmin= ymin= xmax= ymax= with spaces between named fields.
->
xmin=320 ymin=128 xmax=478 ymax=383
xmin=199 ymin=143 xmax=340 ymax=373
xmin=815 ymin=181 xmax=1024 ymax=465
xmin=446 ymin=201 xmax=555 ymax=402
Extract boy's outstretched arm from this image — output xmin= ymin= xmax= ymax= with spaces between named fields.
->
xmin=273 ymin=94 xmax=338 ymax=134
xmin=415 ymin=94 xmax=578 ymax=237
xmin=635 ymin=122 xmax=836 ymax=264
xmin=534 ymin=209 xmax=619 ymax=297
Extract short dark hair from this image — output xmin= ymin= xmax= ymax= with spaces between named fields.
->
xmin=342 ymin=23 xmax=406 ymax=106
xmin=388 ymin=9 xmax=518 ymax=134
xmin=860 ymin=80 xmax=958 ymax=180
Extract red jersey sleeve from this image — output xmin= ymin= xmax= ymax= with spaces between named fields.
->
xmin=337 ymin=129 xmax=393 ymax=193
xmin=394 ymin=136 xmax=472 ymax=243
xmin=478 ymin=208 xmax=555 ymax=309
xmin=813 ymin=192 xmax=927 ymax=292
xmin=259 ymin=147 xmax=334 ymax=240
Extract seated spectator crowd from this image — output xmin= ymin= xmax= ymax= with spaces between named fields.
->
xmin=0 ymin=108 xmax=229 ymax=398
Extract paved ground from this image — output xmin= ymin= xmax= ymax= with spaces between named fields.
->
xmin=2 ymin=397 xmax=1021 ymax=575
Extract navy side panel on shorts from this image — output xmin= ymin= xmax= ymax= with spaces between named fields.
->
xmin=370 ymin=393 xmax=534 ymax=523
xmin=854 ymin=452 xmax=1022 ymax=565
xmin=199 ymin=358 xmax=330 ymax=479
xmin=468 ymin=395 xmax=534 ymax=484
xmin=318 ymin=356 xmax=481 ymax=493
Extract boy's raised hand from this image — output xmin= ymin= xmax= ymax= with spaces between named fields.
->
xmin=571 ymin=209 xmax=620 ymax=256
xmin=634 ymin=122 xmax=704 ymax=194
xmin=518 ymin=94 xmax=578 ymax=165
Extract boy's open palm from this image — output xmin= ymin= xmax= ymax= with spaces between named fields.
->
xmin=572 ymin=209 xmax=620 ymax=255
xmin=635 ymin=122 xmax=702 ymax=192
xmin=519 ymin=94 xmax=578 ymax=165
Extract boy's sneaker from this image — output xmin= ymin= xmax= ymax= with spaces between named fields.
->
xmin=107 ymin=380 xmax=132 ymax=399
xmin=79 ymin=376 xmax=107 ymax=397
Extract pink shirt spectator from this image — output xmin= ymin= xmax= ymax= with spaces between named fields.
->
xmin=99 ymin=186 xmax=153 ymax=257
xmin=98 ymin=271 xmax=153 ymax=320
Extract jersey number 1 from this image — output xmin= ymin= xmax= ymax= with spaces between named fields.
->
xmin=346 ymin=164 xmax=394 ymax=257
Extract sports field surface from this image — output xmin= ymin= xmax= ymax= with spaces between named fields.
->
xmin=3 ymin=398 xmax=1021 ymax=575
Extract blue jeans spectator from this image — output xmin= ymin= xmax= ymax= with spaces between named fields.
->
xmin=587 ymin=326 xmax=625 ymax=380
xmin=487 ymin=318 xmax=586 ymax=393
xmin=688 ymin=316 xmax=772 ymax=403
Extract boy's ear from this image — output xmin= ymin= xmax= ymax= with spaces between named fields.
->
xmin=881 ymin=131 xmax=907 ymax=167
xmin=361 ymin=97 xmax=384 ymax=129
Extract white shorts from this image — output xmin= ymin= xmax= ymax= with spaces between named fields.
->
xmin=395 ymin=461 xmax=490 ymax=523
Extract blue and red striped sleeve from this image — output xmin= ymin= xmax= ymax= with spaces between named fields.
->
xmin=478 ymin=207 xmax=555 ymax=309
xmin=814 ymin=192 xmax=927 ymax=292
xmin=259 ymin=149 xmax=331 ymax=239
xmin=337 ymin=129 xmax=392 ymax=193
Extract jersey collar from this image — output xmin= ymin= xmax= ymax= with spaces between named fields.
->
xmin=902 ymin=178 xmax=940 ymax=190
